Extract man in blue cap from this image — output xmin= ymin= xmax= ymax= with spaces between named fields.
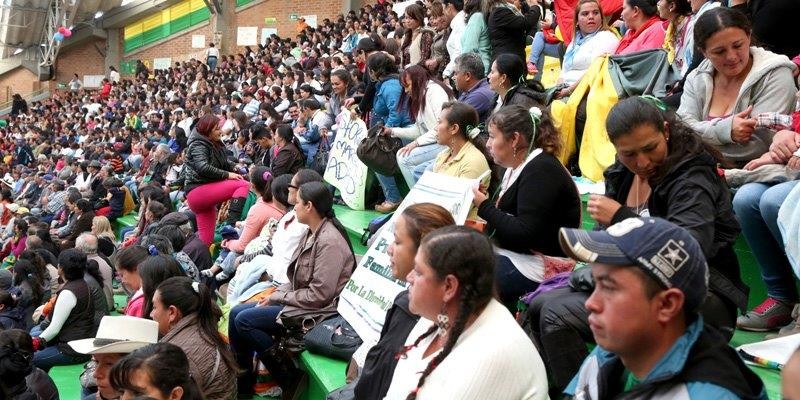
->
xmin=560 ymin=217 xmax=767 ymax=400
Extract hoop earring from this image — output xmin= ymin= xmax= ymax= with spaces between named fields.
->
xmin=436 ymin=303 xmax=450 ymax=337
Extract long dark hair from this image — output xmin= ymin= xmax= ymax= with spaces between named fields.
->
xmin=398 ymin=65 xmax=453 ymax=122
xmin=155 ymin=277 xmax=237 ymax=371
xmin=110 ymin=342 xmax=203 ymax=400
xmin=493 ymin=53 xmax=545 ymax=104
xmin=605 ymin=96 xmax=729 ymax=181
xmin=138 ymin=255 xmax=184 ymax=319
xmin=12 ymin=260 xmax=43 ymax=306
xmin=250 ymin=166 xmax=274 ymax=201
xmin=0 ymin=329 xmax=34 ymax=384
xmin=627 ymin=0 xmax=659 ymax=17
xmin=693 ymin=6 xmax=751 ymax=51
xmin=487 ymin=104 xmax=562 ymax=156
xmin=298 ymin=181 xmax=355 ymax=259
xmin=399 ymin=226 xmax=495 ymax=400
xmin=401 ymin=3 xmax=427 ymax=51
xmin=114 ymin=245 xmax=149 ymax=273
xmin=58 ymin=248 xmax=91 ymax=282
xmin=440 ymin=101 xmax=486 ymax=155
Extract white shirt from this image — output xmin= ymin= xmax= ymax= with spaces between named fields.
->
xmin=443 ymin=11 xmax=466 ymax=78
xmin=206 ymin=46 xmax=220 ymax=58
xmin=268 ymin=210 xmax=309 ymax=285
xmin=109 ymin=70 xmax=120 ymax=83
xmin=384 ymin=299 xmax=549 ymax=400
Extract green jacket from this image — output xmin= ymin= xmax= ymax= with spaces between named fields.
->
xmin=462 ymin=12 xmax=492 ymax=75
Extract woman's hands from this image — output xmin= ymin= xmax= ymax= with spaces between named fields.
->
xmin=398 ymin=141 xmax=418 ymax=157
xmin=587 ymin=194 xmax=622 ymax=226
xmin=768 ymin=130 xmax=799 ymax=163
xmin=471 ymin=185 xmax=488 ymax=207
xmin=731 ymin=106 xmax=757 ymax=144
xmin=228 ymin=172 xmax=244 ymax=180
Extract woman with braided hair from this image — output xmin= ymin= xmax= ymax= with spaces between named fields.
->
xmin=383 ymin=225 xmax=548 ymax=399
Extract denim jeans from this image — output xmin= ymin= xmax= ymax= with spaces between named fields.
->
xmin=229 ymin=302 xmax=285 ymax=374
xmin=375 ymin=172 xmax=402 ymax=203
xmin=528 ymin=31 xmax=562 ymax=81
xmin=495 ymin=255 xmax=540 ymax=312
xmin=397 ymin=143 xmax=445 ymax=189
xmin=216 ymin=249 xmax=241 ymax=275
xmin=732 ymin=180 xmax=799 ymax=303
xmin=298 ymin=138 xmax=318 ymax=167
xmin=34 ymin=345 xmax=89 ymax=372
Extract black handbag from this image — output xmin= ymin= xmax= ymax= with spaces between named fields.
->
xmin=357 ymin=122 xmax=402 ymax=176
xmin=304 ymin=315 xmax=363 ymax=361
xmin=310 ymin=135 xmax=331 ymax=176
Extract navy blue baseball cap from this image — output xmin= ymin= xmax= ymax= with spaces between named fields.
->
xmin=559 ymin=217 xmax=709 ymax=313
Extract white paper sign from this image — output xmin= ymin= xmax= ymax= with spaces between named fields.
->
xmin=261 ymin=28 xmax=278 ymax=45
xmin=83 ymin=75 xmax=106 ymax=88
xmin=301 ymin=14 xmax=318 ymax=28
xmin=323 ymin=112 xmax=369 ymax=210
xmin=191 ymin=34 xmax=205 ymax=49
xmin=236 ymin=27 xmax=258 ymax=46
xmin=152 ymin=57 xmax=171 ymax=70
xmin=337 ymin=172 xmax=475 ymax=344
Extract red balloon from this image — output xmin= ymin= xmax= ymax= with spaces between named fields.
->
xmin=58 ymin=26 xmax=67 ymax=34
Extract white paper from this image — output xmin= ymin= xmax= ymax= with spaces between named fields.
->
xmin=236 ymin=27 xmax=258 ymax=46
xmin=737 ymin=332 xmax=800 ymax=366
xmin=152 ymin=57 xmax=171 ymax=70
xmin=191 ymin=34 xmax=205 ymax=49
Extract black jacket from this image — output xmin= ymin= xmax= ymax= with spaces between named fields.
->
xmin=271 ymin=142 xmax=305 ymax=177
xmin=355 ymin=290 xmax=419 ymax=400
xmin=604 ymin=151 xmax=747 ymax=311
xmin=488 ymin=3 xmax=539 ymax=63
xmin=478 ymin=152 xmax=581 ymax=257
xmin=733 ymin=0 xmax=800 ymax=58
xmin=182 ymin=132 xmax=235 ymax=193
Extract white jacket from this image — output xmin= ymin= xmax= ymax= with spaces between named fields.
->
xmin=559 ymin=30 xmax=619 ymax=85
xmin=392 ymin=81 xmax=452 ymax=146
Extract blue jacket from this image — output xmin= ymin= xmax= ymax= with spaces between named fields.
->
xmin=371 ymin=76 xmax=411 ymax=128
xmin=566 ymin=317 xmax=767 ymax=400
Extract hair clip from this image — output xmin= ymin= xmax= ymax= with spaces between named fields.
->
xmin=262 ymin=170 xmax=272 ymax=182
xmin=640 ymin=95 xmax=667 ymax=112
xmin=147 ymin=244 xmax=159 ymax=256
xmin=465 ymin=124 xmax=483 ymax=139
xmin=191 ymin=281 xmax=201 ymax=294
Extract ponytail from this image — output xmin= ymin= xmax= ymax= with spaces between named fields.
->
xmin=85 ymin=259 xmax=105 ymax=291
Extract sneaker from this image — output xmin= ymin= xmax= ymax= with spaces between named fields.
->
xmin=736 ymin=297 xmax=794 ymax=331
xmin=766 ymin=304 xmax=800 ymax=339
xmin=374 ymin=201 xmax=400 ymax=214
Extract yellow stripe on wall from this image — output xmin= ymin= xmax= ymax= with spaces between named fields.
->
xmin=124 ymin=0 xmax=208 ymax=40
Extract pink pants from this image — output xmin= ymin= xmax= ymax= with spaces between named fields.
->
xmin=186 ymin=179 xmax=250 ymax=245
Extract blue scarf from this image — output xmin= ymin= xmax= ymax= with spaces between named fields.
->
xmin=562 ymin=30 xmax=599 ymax=72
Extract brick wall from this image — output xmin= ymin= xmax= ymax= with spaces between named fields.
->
xmin=0 ymin=67 xmax=39 ymax=104
xmin=55 ymin=38 xmax=108 ymax=84
xmin=121 ymin=0 xmax=352 ymax=68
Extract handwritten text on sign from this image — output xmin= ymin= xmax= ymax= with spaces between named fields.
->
xmin=338 ymin=172 xmax=476 ymax=345
xmin=324 ymin=112 xmax=369 ymax=210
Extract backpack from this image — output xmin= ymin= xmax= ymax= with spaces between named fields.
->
xmin=360 ymin=213 xmax=392 ymax=246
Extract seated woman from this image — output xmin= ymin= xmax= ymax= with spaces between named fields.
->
xmin=0 ymin=219 xmax=27 ymax=259
xmin=0 ymin=329 xmax=58 ymax=400
xmin=678 ymin=7 xmax=797 ymax=166
xmin=553 ymin=0 xmax=620 ymax=99
xmin=471 ymin=105 xmax=581 ymax=309
xmin=488 ymin=54 xmax=546 ymax=111
xmin=114 ymin=245 xmax=150 ymax=317
xmin=615 ymin=0 xmax=666 ymax=55
xmin=389 ymin=65 xmax=454 ymax=191
xmin=355 ymin=203 xmax=455 ymax=399
xmin=150 ymin=277 xmax=237 ymax=400
xmin=31 ymin=249 xmax=97 ymax=371
xmin=658 ymin=0 xmax=693 ymax=77
xmin=461 ymin=0 xmax=492 ymax=75
xmin=184 ymin=113 xmax=251 ymax=245
xmin=368 ymin=52 xmax=412 ymax=213
xmin=229 ymin=181 xmax=355 ymax=398
xmin=431 ymin=101 xmax=491 ymax=217
xmin=138 ymin=254 xmax=186 ymax=319
xmin=110 ymin=343 xmax=204 ymax=400
xmin=62 ymin=199 xmax=95 ymax=250
xmin=528 ymin=96 xmax=747 ymax=394
xmin=202 ymin=167 xmax=289 ymax=281
xmin=12 ymin=260 xmax=44 ymax=330
xmin=270 ymin=124 xmax=306 ymax=177
xmin=383 ymin=226 xmax=548 ymax=399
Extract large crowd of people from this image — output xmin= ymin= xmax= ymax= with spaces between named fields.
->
xmin=1 ymin=0 xmax=800 ymax=398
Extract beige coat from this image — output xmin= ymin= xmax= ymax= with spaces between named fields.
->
xmin=270 ymin=218 xmax=355 ymax=328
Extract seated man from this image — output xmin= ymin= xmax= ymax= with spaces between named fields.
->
xmin=559 ymin=217 xmax=767 ymax=399
xmin=68 ymin=316 xmax=159 ymax=400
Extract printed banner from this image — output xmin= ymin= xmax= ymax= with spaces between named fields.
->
xmin=153 ymin=57 xmax=171 ymax=70
xmin=338 ymin=172 xmax=476 ymax=345
xmin=323 ymin=111 xmax=369 ymax=210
